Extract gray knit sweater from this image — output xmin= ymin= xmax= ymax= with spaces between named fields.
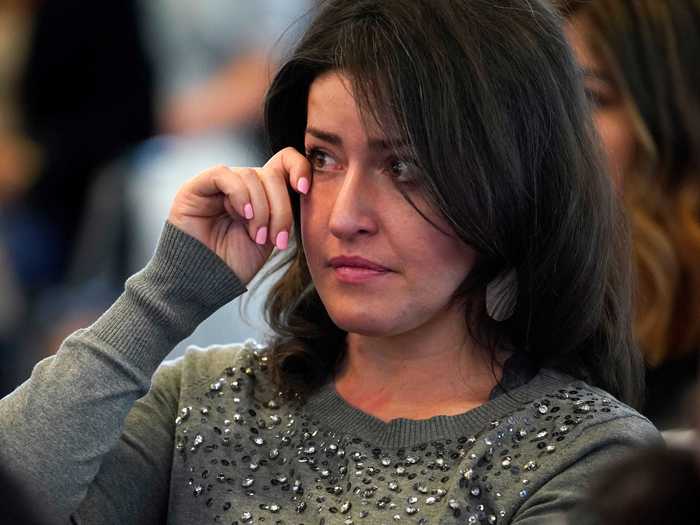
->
xmin=0 ymin=223 xmax=660 ymax=525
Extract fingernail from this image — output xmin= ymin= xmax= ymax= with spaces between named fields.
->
xmin=255 ymin=226 xmax=268 ymax=245
xmin=244 ymin=203 xmax=254 ymax=219
xmin=297 ymin=177 xmax=309 ymax=194
xmin=275 ymin=230 xmax=289 ymax=250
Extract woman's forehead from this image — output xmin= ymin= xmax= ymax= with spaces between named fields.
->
xmin=307 ymin=71 xmax=355 ymax=117
xmin=306 ymin=70 xmax=405 ymax=147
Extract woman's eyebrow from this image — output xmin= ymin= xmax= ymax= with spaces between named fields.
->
xmin=369 ymin=137 xmax=410 ymax=152
xmin=305 ymin=126 xmax=408 ymax=151
xmin=306 ymin=127 xmax=341 ymax=145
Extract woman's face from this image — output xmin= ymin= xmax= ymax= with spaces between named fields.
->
xmin=301 ymin=71 xmax=476 ymax=338
xmin=566 ymin=15 xmax=637 ymax=183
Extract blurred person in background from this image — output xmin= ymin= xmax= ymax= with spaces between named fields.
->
xmin=561 ymin=0 xmax=700 ymax=429
xmin=127 ymin=0 xmax=311 ymax=358
xmin=0 ymin=0 xmax=36 ymax=206
xmin=563 ymin=444 xmax=700 ymax=524
xmin=2 ymin=0 xmax=153 ymax=296
xmin=0 ymin=0 xmax=154 ymax=392
xmin=0 ymin=0 xmax=154 ymax=395
xmin=0 ymin=0 xmax=33 ymax=398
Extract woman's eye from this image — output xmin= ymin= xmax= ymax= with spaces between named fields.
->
xmin=387 ymin=157 xmax=418 ymax=183
xmin=306 ymin=149 xmax=339 ymax=171
xmin=584 ymin=86 xmax=615 ymax=109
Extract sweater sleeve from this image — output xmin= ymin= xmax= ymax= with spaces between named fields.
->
xmin=509 ymin=414 xmax=662 ymax=525
xmin=0 ymin=222 xmax=246 ymax=524
xmin=72 ymin=357 xmax=182 ymax=525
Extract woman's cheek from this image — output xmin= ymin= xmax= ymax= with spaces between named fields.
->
xmin=595 ymin=108 xmax=637 ymax=182
xmin=300 ymin=179 xmax=332 ymax=271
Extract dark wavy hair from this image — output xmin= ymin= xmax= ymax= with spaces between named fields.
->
xmin=261 ymin=0 xmax=643 ymax=406
xmin=559 ymin=0 xmax=700 ymax=368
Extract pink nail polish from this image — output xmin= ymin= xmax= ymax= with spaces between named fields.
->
xmin=244 ymin=203 xmax=254 ymax=219
xmin=275 ymin=230 xmax=289 ymax=250
xmin=297 ymin=177 xmax=309 ymax=194
xmin=255 ymin=226 xmax=268 ymax=245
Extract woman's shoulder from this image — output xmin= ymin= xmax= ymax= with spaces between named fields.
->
xmin=512 ymin=368 xmax=661 ymax=447
xmin=177 ymin=338 xmax=268 ymax=370
xmin=153 ymin=339 xmax=274 ymax=395
xmin=486 ymin=372 xmax=662 ymax=522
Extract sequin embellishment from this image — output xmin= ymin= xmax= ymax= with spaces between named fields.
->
xmin=174 ymin=340 xmax=623 ymax=523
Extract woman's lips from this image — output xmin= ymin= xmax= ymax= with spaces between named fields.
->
xmin=329 ymin=256 xmax=390 ymax=271
xmin=328 ymin=256 xmax=392 ymax=283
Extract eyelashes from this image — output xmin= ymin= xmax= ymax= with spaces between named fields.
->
xmin=584 ymin=86 xmax=618 ymax=109
xmin=387 ymin=158 xmax=419 ymax=183
xmin=305 ymin=146 xmax=419 ymax=185
xmin=305 ymin=148 xmax=339 ymax=172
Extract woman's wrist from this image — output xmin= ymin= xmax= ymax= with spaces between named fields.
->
xmin=88 ymin=221 xmax=247 ymax=373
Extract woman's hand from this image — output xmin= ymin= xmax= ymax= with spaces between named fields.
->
xmin=168 ymin=147 xmax=312 ymax=285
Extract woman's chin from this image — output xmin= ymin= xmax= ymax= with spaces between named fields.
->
xmin=327 ymin=310 xmax=405 ymax=338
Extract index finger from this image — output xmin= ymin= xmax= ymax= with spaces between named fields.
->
xmin=263 ymin=147 xmax=313 ymax=195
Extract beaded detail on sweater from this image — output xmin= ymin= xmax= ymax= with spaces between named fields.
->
xmin=174 ymin=341 xmax=621 ymax=524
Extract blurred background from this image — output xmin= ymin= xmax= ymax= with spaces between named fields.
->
xmin=0 ymin=0 xmax=311 ymax=395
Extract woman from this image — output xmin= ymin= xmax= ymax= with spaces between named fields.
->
xmin=562 ymin=0 xmax=700 ymax=429
xmin=0 ymin=1 xmax=658 ymax=523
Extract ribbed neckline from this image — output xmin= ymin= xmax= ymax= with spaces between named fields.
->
xmin=303 ymin=370 xmax=574 ymax=448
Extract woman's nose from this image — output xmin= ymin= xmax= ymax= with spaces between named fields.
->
xmin=328 ymin=166 xmax=378 ymax=240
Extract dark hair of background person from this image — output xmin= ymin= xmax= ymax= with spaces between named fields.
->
xmin=0 ymin=465 xmax=45 ymax=525
xmin=570 ymin=445 xmax=700 ymax=525
xmin=261 ymin=0 xmax=643 ymax=407
xmin=0 ymin=0 xmax=154 ymax=398
xmin=17 ymin=0 xmax=154 ymax=292
xmin=559 ymin=0 xmax=700 ymax=425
